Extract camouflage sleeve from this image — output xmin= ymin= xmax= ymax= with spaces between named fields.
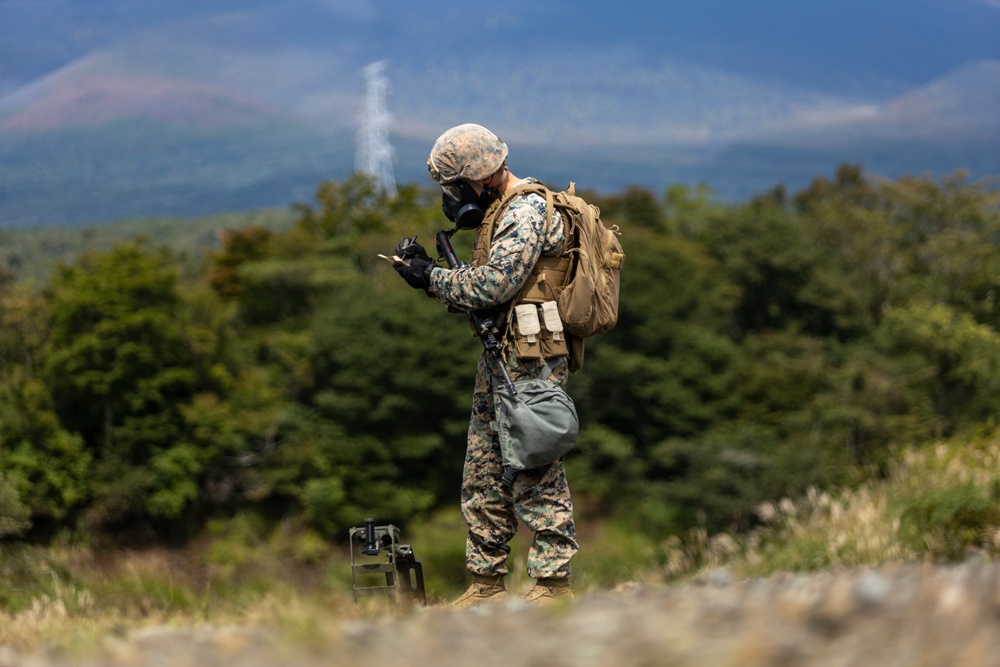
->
xmin=428 ymin=192 xmax=554 ymax=311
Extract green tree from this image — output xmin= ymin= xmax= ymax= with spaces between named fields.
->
xmin=877 ymin=302 xmax=1000 ymax=434
xmin=6 ymin=168 xmax=997 ymax=548
xmin=273 ymin=282 xmax=476 ymax=533
xmin=0 ymin=282 xmax=90 ymax=527
xmin=198 ymin=175 xmax=455 ymax=534
xmin=0 ymin=474 xmax=31 ymax=540
xmin=44 ymin=242 xmax=210 ymax=530
xmin=574 ymin=222 xmax=740 ymax=447
xmin=700 ymin=193 xmax=869 ymax=339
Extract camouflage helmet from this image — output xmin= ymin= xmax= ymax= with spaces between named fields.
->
xmin=427 ymin=124 xmax=508 ymax=185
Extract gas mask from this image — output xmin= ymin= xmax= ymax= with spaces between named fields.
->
xmin=441 ymin=180 xmax=496 ymax=230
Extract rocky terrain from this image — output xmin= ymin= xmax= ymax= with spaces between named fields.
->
xmin=3 ymin=559 xmax=999 ymax=667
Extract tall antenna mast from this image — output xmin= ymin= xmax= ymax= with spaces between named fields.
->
xmin=356 ymin=60 xmax=396 ymax=197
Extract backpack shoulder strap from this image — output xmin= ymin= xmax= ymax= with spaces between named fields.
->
xmin=474 ymin=182 xmax=555 ymax=266
xmin=499 ymin=181 xmax=552 ymax=222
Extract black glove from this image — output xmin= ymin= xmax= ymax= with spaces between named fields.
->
xmin=394 ymin=256 xmax=436 ymax=290
xmin=395 ymin=236 xmax=431 ymax=263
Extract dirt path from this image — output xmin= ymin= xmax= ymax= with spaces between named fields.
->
xmin=5 ymin=559 xmax=1000 ymax=667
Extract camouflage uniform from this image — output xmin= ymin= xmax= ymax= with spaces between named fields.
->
xmin=427 ymin=181 xmax=579 ymax=580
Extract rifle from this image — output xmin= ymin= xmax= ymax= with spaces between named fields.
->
xmin=435 ymin=228 xmax=517 ymax=396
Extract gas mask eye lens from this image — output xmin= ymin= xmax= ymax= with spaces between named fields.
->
xmin=441 ymin=182 xmax=464 ymax=201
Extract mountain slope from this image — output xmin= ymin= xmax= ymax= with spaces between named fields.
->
xmin=774 ymin=59 xmax=1000 ymax=145
xmin=0 ymin=118 xmax=352 ymax=227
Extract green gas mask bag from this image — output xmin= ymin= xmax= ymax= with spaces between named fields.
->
xmin=494 ymin=361 xmax=579 ymax=481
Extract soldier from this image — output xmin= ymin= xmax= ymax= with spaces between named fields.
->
xmin=394 ymin=123 xmax=578 ymax=606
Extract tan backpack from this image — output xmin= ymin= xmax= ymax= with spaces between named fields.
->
xmin=481 ymin=181 xmax=625 ymax=338
xmin=549 ymin=183 xmax=624 ymax=337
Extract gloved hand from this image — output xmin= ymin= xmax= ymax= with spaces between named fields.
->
xmin=395 ymin=236 xmax=431 ymax=263
xmin=394 ymin=256 xmax=436 ymax=290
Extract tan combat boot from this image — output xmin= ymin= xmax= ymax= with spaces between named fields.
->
xmin=450 ymin=574 xmax=508 ymax=608
xmin=524 ymin=577 xmax=573 ymax=604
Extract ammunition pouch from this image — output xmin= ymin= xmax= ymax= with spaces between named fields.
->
xmin=510 ymin=256 xmax=571 ymax=360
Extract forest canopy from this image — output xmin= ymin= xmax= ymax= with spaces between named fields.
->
xmin=2 ymin=165 xmax=999 ymax=547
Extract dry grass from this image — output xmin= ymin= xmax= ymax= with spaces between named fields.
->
xmin=6 ymin=430 xmax=1000 ymax=663
xmin=7 ymin=558 xmax=1000 ymax=667
xmin=662 ymin=431 xmax=1000 ymax=584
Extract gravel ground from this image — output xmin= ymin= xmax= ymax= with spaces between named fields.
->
xmin=4 ymin=559 xmax=1000 ymax=667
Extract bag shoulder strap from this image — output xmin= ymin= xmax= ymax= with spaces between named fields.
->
xmin=494 ymin=360 xmax=558 ymax=398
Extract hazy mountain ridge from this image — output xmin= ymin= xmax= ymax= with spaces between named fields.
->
xmin=1 ymin=3 xmax=998 ymax=227
xmin=883 ymin=60 xmax=1000 ymax=135
xmin=0 ymin=47 xmax=295 ymax=132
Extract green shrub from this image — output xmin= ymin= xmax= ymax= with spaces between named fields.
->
xmin=0 ymin=544 xmax=78 ymax=612
xmin=0 ymin=474 xmax=31 ymax=539
xmin=896 ymin=481 xmax=1000 ymax=559
xmin=402 ymin=509 xmax=468 ymax=602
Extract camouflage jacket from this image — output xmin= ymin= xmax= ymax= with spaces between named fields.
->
xmin=428 ymin=178 xmax=565 ymax=311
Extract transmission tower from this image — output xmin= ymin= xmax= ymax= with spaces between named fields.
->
xmin=356 ymin=60 xmax=396 ymax=197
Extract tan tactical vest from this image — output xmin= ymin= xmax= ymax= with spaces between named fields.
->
xmin=471 ymin=183 xmax=584 ymax=370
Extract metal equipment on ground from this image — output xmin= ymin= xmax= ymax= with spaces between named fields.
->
xmin=349 ymin=517 xmax=426 ymax=606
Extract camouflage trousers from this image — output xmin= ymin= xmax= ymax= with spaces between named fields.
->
xmin=461 ymin=354 xmax=578 ymax=579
